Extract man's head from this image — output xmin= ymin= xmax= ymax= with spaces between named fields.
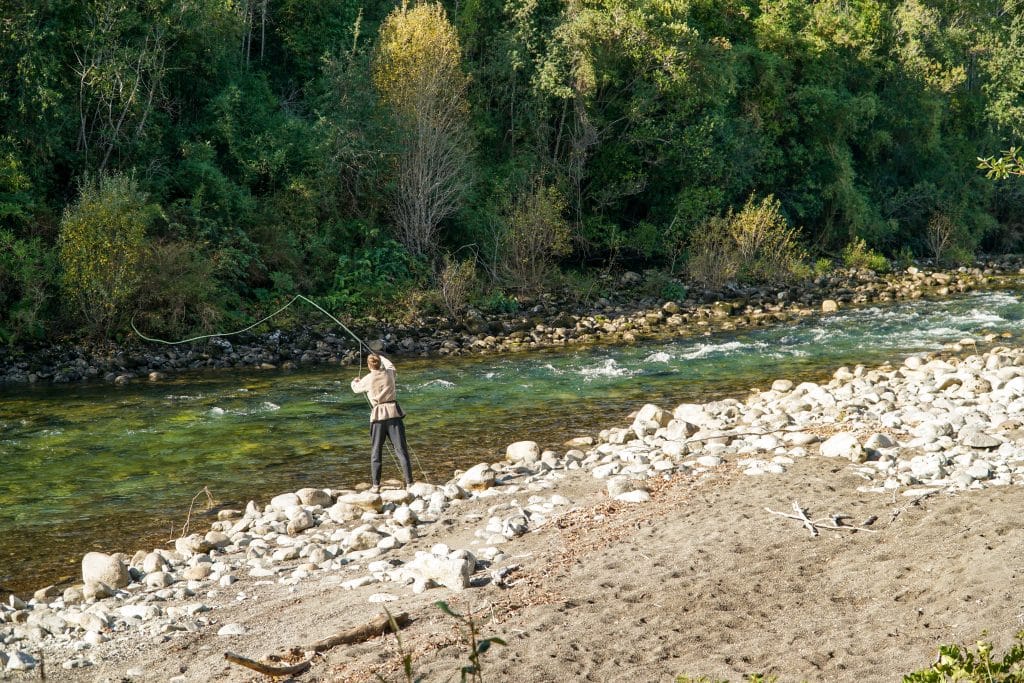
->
xmin=367 ymin=354 xmax=382 ymax=371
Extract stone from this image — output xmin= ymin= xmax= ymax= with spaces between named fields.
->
xmin=819 ymin=432 xmax=866 ymax=463
xmin=183 ymin=564 xmax=213 ymax=581
xmin=328 ymin=502 xmax=361 ymax=523
xmin=506 ymin=440 xmax=541 ymax=464
xmin=966 ymin=461 xmax=993 ymax=480
xmin=83 ymin=581 xmax=115 ymax=601
xmin=368 ymin=593 xmax=399 ymax=603
xmin=204 ymin=531 xmax=231 ymax=549
xmin=665 ymin=419 xmax=699 ymax=440
xmin=270 ymin=492 xmax=301 ymax=509
xmin=336 ymin=492 xmax=384 ymax=513
xmin=960 ymin=429 xmax=1000 ymax=449
xmin=393 ymin=506 xmax=417 ymax=527
xmin=864 ymin=433 xmax=896 ymax=450
xmin=606 ymin=477 xmax=641 ymax=498
xmin=6 ymin=650 xmax=36 ymax=671
xmin=405 ymin=553 xmax=473 ymax=591
xmin=673 ymin=404 xmax=712 ymax=427
xmin=382 ymin=489 xmax=414 ymax=505
xmin=217 ymin=623 xmax=247 ymax=637
xmin=297 ymin=487 xmax=333 ymax=507
xmin=457 ymin=463 xmax=496 ymax=491
xmin=175 ymin=534 xmax=212 ymax=556
xmin=614 ymin=490 xmax=652 ymax=503
xmin=145 ymin=571 xmax=175 ymax=589
xmin=287 ymin=509 xmax=315 ymax=535
xmin=33 ymin=585 xmax=61 ymax=602
xmin=63 ymin=586 xmax=85 ymax=605
xmin=346 ymin=526 xmax=384 ymax=551
xmin=771 ymin=379 xmax=794 ymax=392
xmin=821 ymin=299 xmax=839 ymax=313
xmin=695 ymin=455 xmax=723 ymax=467
xmin=142 ymin=552 xmax=170 ymax=574
xmin=82 ymin=551 xmax=129 ymax=588
xmin=634 ymin=404 xmax=670 ymax=427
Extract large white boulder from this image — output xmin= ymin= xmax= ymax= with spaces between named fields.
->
xmin=405 ymin=552 xmax=473 ymax=591
xmin=296 ymin=488 xmax=333 ymax=507
xmin=82 ymin=552 xmax=129 ymax=589
xmin=457 ymin=463 xmax=496 ymax=491
xmin=819 ymin=432 xmax=866 ymax=463
xmin=506 ymin=441 xmax=541 ymax=464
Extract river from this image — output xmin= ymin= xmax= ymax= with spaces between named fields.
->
xmin=2 ymin=290 xmax=1024 ymax=594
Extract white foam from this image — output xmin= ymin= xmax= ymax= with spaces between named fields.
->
xmin=422 ymin=379 xmax=456 ymax=389
xmin=643 ymin=352 xmax=672 ymax=363
xmin=580 ymin=359 xmax=634 ymax=380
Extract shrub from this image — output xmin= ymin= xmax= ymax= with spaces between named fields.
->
xmin=687 ymin=195 xmax=807 ymax=287
xmin=324 ymin=230 xmax=423 ymax=316
xmin=132 ymin=240 xmax=224 ymax=340
xmin=0 ymin=230 xmax=58 ymax=343
xmin=476 ymin=289 xmax=518 ymax=315
xmin=437 ymin=255 xmax=477 ymax=320
xmin=58 ymin=172 xmax=157 ymax=339
xmin=496 ymin=183 xmax=572 ymax=294
xmin=642 ymin=269 xmax=688 ymax=301
xmin=841 ymin=237 xmax=889 ymax=272
xmin=903 ymin=631 xmax=1024 ymax=682
xmin=894 ymin=245 xmax=916 ymax=270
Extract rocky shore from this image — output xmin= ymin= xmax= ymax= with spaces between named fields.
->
xmin=4 ymin=339 xmax=1024 ymax=679
xmin=2 ymin=259 xmax=1023 ymax=386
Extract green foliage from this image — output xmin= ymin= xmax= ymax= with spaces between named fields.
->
xmin=813 ymin=258 xmax=833 ymax=277
xmin=475 ymin=290 xmax=519 ymax=315
xmin=0 ymin=229 xmax=57 ymax=344
xmin=979 ymin=147 xmax=1024 ymax=180
xmin=642 ymin=270 xmax=688 ymax=302
xmin=903 ymin=631 xmax=1024 ymax=682
xmin=132 ymin=240 xmax=225 ymax=340
xmin=323 ymin=230 xmax=424 ymax=316
xmin=688 ymin=195 xmax=808 ymax=287
xmin=58 ymin=173 xmax=157 ymax=339
xmin=841 ymin=237 xmax=890 ymax=273
xmin=494 ymin=182 xmax=572 ymax=294
xmin=437 ymin=255 xmax=478 ymax=320
xmin=894 ymin=246 xmax=916 ymax=270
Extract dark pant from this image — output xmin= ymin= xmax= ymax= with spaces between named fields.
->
xmin=370 ymin=417 xmax=413 ymax=486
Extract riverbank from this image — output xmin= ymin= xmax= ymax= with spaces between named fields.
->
xmin=3 ymin=258 xmax=1024 ymax=386
xmin=4 ymin=341 xmax=1024 ymax=679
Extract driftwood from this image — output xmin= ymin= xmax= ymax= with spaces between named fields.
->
xmin=224 ymin=652 xmax=312 ymax=676
xmin=224 ymin=612 xmax=411 ymax=677
xmin=306 ymin=612 xmax=411 ymax=653
xmin=766 ymin=500 xmax=879 ymax=537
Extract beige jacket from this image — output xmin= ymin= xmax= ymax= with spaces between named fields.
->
xmin=350 ymin=356 xmax=404 ymax=422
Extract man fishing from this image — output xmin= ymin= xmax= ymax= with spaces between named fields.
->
xmin=351 ymin=354 xmax=414 ymax=492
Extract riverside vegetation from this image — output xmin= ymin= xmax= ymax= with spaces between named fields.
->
xmin=2 ymin=0 xmax=1024 ymax=348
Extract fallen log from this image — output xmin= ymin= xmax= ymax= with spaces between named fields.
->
xmin=224 ymin=651 xmax=311 ymax=676
xmin=306 ymin=612 xmax=411 ymax=653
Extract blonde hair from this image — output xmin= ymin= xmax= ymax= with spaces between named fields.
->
xmin=367 ymin=354 xmax=382 ymax=370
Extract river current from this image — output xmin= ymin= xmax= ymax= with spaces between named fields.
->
xmin=2 ymin=290 xmax=1024 ymax=593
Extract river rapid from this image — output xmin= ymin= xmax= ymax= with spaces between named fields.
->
xmin=3 ymin=290 xmax=1024 ymax=595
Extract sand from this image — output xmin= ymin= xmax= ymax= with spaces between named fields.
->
xmin=38 ymin=450 xmax=1024 ymax=683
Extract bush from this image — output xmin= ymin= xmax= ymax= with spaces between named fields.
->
xmin=495 ymin=183 xmax=572 ymax=294
xmin=475 ymin=289 xmax=518 ymax=315
xmin=841 ymin=237 xmax=889 ymax=272
xmin=132 ymin=240 xmax=224 ymax=340
xmin=0 ymin=230 xmax=57 ymax=344
xmin=642 ymin=269 xmax=688 ymax=301
xmin=58 ymin=173 xmax=158 ymax=339
xmin=903 ymin=631 xmax=1024 ymax=682
xmin=324 ymin=229 xmax=424 ymax=317
xmin=437 ymin=255 xmax=477 ymax=320
xmin=688 ymin=195 xmax=807 ymax=287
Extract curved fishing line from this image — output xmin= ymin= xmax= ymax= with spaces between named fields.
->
xmin=132 ymin=294 xmax=429 ymax=482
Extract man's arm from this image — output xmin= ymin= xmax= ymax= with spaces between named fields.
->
xmin=351 ymin=374 xmax=369 ymax=393
xmin=379 ymin=356 xmax=395 ymax=372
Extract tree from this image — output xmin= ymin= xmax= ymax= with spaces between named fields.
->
xmin=373 ymin=1 xmax=472 ymax=257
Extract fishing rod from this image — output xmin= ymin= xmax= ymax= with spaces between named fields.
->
xmin=132 ymin=295 xmax=430 ymax=483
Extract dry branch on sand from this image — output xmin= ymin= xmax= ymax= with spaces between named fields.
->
xmin=224 ymin=612 xmax=411 ymax=676
xmin=766 ymin=500 xmax=879 ymax=537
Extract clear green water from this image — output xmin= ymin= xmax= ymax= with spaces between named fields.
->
xmin=2 ymin=290 xmax=1024 ymax=594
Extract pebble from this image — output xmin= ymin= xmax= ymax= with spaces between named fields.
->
xmin=217 ymin=623 xmax=247 ymax=637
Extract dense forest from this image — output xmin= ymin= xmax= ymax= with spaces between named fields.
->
xmin=1 ymin=0 xmax=1023 ymax=342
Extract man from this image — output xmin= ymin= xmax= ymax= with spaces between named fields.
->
xmin=350 ymin=354 xmax=414 ymax=492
